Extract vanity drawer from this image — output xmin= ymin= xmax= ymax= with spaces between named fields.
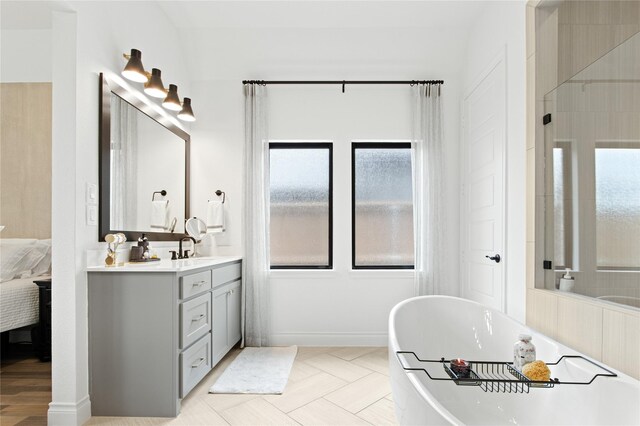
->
xmin=180 ymin=332 xmax=212 ymax=397
xmin=180 ymin=293 xmax=212 ymax=349
xmin=180 ymin=270 xmax=212 ymax=300
xmin=212 ymin=262 xmax=241 ymax=287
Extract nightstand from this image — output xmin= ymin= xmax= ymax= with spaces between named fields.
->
xmin=32 ymin=278 xmax=51 ymax=362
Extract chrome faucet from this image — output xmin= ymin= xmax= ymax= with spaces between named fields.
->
xmin=178 ymin=237 xmax=197 ymax=259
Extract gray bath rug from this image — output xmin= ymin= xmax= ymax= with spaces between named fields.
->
xmin=209 ymin=346 xmax=298 ymax=394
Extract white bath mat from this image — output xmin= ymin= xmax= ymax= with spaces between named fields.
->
xmin=209 ymin=346 xmax=297 ymax=394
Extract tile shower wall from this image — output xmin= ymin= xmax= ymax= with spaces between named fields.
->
xmin=526 ymin=0 xmax=640 ymax=380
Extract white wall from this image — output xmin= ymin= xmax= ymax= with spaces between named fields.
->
xmin=0 ymin=29 xmax=52 ymax=82
xmin=463 ymin=1 xmax=527 ymax=322
xmin=186 ymin=25 xmax=465 ymax=344
xmin=48 ymin=2 xmax=191 ymax=424
xmin=186 ymin=26 xmax=468 ymax=258
xmin=267 ymin=85 xmax=456 ymax=345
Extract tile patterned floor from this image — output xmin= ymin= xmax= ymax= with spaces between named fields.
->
xmin=88 ymin=346 xmax=398 ymax=425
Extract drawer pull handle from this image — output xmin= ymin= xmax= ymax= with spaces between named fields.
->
xmin=192 ymin=280 xmax=206 ymax=287
xmin=191 ymin=357 xmax=205 ymax=368
xmin=191 ymin=314 xmax=206 ymax=322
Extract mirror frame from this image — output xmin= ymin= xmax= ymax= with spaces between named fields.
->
xmin=98 ymin=72 xmax=190 ymax=241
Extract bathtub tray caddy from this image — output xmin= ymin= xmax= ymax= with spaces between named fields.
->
xmin=396 ymin=352 xmax=617 ymax=394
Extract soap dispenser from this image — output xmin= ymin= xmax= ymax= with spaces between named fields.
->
xmin=559 ymin=268 xmax=574 ymax=292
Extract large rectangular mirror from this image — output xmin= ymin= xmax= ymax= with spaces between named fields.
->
xmin=99 ymin=73 xmax=190 ymax=241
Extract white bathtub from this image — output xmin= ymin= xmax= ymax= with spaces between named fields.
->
xmin=388 ymin=296 xmax=640 ymax=425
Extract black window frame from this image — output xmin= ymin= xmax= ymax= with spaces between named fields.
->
xmin=351 ymin=142 xmax=414 ymax=270
xmin=269 ymin=142 xmax=333 ymax=270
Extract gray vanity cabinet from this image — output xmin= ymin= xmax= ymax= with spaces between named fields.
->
xmin=88 ymin=259 xmax=242 ymax=418
xmin=212 ymin=279 xmax=241 ymax=364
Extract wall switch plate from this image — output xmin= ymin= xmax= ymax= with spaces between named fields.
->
xmin=86 ymin=205 xmax=98 ymax=226
xmin=86 ymin=183 xmax=98 ymax=205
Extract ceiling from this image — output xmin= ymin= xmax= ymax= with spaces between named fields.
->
xmin=0 ymin=1 xmax=74 ymax=29
xmin=156 ymin=1 xmax=494 ymax=81
xmin=0 ymin=0 xmax=491 ymax=31
xmin=157 ymin=1 xmax=488 ymax=30
xmin=1 ymin=1 xmax=497 ymax=83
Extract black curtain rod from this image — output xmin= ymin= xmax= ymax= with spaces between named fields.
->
xmin=243 ymin=80 xmax=444 ymax=85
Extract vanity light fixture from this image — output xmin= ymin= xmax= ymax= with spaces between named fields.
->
xmin=121 ymin=49 xmax=148 ymax=83
xmin=144 ymin=68 xmax=166 ymax=98
xmin=177 ymin=97 xmax=196 ymax=122
xmin=162 ymin=84 xmax=182 ymax=111
xmin=121 ymin=48 xmax=195 ymax=122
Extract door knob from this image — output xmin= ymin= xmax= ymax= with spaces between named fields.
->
xmin=485 ymin=254 xmax=501 ymax=263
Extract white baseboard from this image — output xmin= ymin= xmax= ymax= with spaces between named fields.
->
xmin=48 ymin=395 xmax=91 ymax=426
xmin=270 ymin=332 xmax=388 ymax=346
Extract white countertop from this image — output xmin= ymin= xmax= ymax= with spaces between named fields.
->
xmin=87 ymin=256 xmax=242 ymax=273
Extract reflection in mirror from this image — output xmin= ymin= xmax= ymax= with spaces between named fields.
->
xmin=99 ymin=73 xmax=190 ymax=242
xmin=543 ymin=32 xmax=640 ymax=310
xmin=110 ymin=95 xmax=186 ymax=233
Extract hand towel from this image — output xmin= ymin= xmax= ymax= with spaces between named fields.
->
xmin=207 ymin=199 xmax=225 ymax=233
xmin=151 ymin=200 xmax=170 ymax=230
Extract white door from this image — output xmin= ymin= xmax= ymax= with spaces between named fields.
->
xmin=461 ymin=56 xmax=506 ymax=312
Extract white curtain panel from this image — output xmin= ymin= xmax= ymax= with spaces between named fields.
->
xmin=412 ymin=84 xmax=446 ymax=296
xmin=110 ymin=96 xmax=137 ymax=230
xmin=242 ymin=84 xmax=271 ymax=347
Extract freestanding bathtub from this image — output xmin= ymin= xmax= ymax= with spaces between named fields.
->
xmin=389 ymin=296 xmax=640 ymax=425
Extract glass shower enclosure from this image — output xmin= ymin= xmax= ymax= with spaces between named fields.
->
xmin=543 ymin=31 xmax=640 ymax=309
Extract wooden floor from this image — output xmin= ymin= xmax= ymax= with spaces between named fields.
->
xmin=89 ymin=346 xmax=398 ymax=425
xmin=0 ymin=349 xmax=50 ymax=426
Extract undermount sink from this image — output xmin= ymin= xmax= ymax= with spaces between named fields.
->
xmin=171 ymin=257 xmax=222 ymax=266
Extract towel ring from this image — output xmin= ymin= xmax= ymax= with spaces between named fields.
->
xmin=152 ymin=190 xmax=167 ymax=201
xmin=215 ymin=190 xmax=226 ymax=203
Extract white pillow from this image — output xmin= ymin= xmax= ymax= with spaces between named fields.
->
xmin=31 ymin=240 xmax=52 ymax=276
xmin=0 ymin=243 xmax=48 ymax=282
xmin=0 ymin=238 xmax=37 ymax=246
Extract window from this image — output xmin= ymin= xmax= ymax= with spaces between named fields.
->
xmin=269 ymin=143 xmax=333 ymax=269
xmin=553 ymin=142 xmax=573 ymax=269
xmin=595 ymin=144 xmax=640 ymax=269
xmin=352 ymin=143 xmax=414 ymax=269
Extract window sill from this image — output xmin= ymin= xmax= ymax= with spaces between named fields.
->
xmin=269 ymin=268 xmax=415 ymax=280
xmin=349 ymin=269 xmax=414 ymax=279
xmin=269 ymin=269 xmax=339 ymax=279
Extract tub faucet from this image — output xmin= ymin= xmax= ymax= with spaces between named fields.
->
xmin=178 ymin=237 xmax=196 ymax=259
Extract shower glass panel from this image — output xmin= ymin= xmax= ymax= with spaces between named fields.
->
xmin=543 ymin=31 xmax=640 ymax=309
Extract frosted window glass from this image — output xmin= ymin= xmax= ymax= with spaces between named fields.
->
xmin=270 ymin=146 xmax=331 ymax=267
xmin=595 ymin=148 xmax=640 ymax=268
xmin=354 ymin=147 xmax=414 ymax=267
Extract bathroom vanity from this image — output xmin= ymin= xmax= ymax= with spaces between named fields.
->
xmin=87 ymin=257 xmax=242 ymax=417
